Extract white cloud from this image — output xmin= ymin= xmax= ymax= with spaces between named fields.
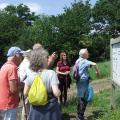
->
xmin=0 ymin=3 xmax=8 ymax=10
xmin=24 ymin=3 xmax=42 ymax=14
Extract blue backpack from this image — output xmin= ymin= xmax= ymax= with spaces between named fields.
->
xmin=85 ymin=83 xmax=94 ymax=102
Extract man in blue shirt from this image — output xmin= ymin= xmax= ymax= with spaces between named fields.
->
xmin=76 ymin=48 xmax=100 ymax=120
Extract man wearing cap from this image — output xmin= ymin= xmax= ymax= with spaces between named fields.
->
xmin=0 ymin=46 xmax=23 ymax=120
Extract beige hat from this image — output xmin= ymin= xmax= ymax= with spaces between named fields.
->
xmin=23 ymin=49 xmax=31 ymax=57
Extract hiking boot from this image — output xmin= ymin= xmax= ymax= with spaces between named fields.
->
xmin=76 ymin=115 xmax=85 ymax=120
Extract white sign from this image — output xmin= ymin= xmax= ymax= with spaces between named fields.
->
xmin=111 ymin=38 xmax=120 ymax=86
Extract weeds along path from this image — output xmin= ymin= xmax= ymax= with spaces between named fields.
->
xmin=67 ymin=78 xmax=111 ymax=120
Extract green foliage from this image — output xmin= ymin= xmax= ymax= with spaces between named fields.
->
xmin=62 ymin=88 xmax=120 ymax=120
xmin=89 ymin=61 xmax=110 ymax=80
xmin=0 ymin=11 xmax=24 ymax=50
xmin=5 ymin=4 xmax=38 ymax=25
xmin=112 ymin=89 xmax=120 ymax=108
xmin=92 ymin=0 xmax=120 ymax=38
xmin=56 ymin=0 xmax=92 ymax=61
xmin=1 ymin=0 xmax=120 ymax=62
xmin=89 ymin=90 xmax=110 ymax=109
xmin=0 ymin=4 xmax=38 ymax=52
xmin=96 ymin=108 xmax=120 ymax=120
xmin=62 ymin=89 xmax=111 ymax=118
xmin=62 ymin=97 xmax=77 ymax=113
xmin=91 ymin=89 xmax=120 ymax=120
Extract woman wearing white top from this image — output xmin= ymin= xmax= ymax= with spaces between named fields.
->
xmin=24 ymin=48 xmax=62 ymax=120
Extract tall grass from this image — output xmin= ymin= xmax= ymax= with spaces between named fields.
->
xmin=62 ymin=88 xmax=120 ymax=120
xmin=62 ymin=89 xmax=120 ymax=120
xmin=62 ymin=89 xmax=111 ymax=114
xmin=89 ymin=61 xmax=110 ymax=80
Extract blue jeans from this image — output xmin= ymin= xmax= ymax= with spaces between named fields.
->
xmin=0 ymin=108 xmax=17 ymax=120
xmin=77 ymin=79 xmax=89 ymax=98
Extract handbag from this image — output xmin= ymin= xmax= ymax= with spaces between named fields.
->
xmin=85 ymin=83 xmax=94 ymax=102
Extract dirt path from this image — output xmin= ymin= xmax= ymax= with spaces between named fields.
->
xmin=66 ymin=78 xmax=111 ymax=120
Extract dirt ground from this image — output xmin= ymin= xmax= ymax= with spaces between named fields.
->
xmin=17 ymin=79 xmax=111 ymax=120
xmin=65 ymin=79 xmax=111 ymax=120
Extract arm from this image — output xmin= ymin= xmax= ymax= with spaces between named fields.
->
xmin=50 ymin=70 xmax=61 ymax=97
xmin=24 ymin=84 xmax=30 ymax=97
xmin=56 ymin=66 xmax=66 ymax=75
xmin=91 ymin=62 xmax=100 ymax=76
xmin=65 ymin=70 xmax=70 ymax=75
xmin=8 ymin=66 xmax=19 ymax=94
xmin=48 ymin=52 xmax=58 ymax=68
xmin=9 ymin=80 xmax=18 ymax=94
xmin=52 ymin=85 xmax=61 ymax=98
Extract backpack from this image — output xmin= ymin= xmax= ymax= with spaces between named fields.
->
xmin=28 ymin=74 xmax=48 ymax=105
xmin=73 ymin=60 xmax=80 ymax=80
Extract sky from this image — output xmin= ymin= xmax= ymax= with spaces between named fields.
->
xmin=0 ymin=0 xmax=96 ymax=15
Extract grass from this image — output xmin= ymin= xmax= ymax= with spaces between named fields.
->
xmin=62 ymin=88 xmax=120 ymax=120
xmin=89 ymin=61 xmax=110 ymax=80
xmin=95 ymin=89 xmax=120 ymax=120
xmin=89 ymin=89 xmax=111 ymax=110
xmin=62 ymin=61 xmax=114 ymax=119
xmin=62 ymin=97 xmax=77 ymax=113
xmin=62 ymin=89 xmax=111 ymax=114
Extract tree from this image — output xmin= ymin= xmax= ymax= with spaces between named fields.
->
xmin=56 ymin=0 xmax=92 ymax=62
xmin=92 ymin=0 xmax=120 ymax=37
xmin=4 ymin=4 xmax=38 ymax=26
xmin=0 ymin=11 xmax=23 ymax=50
xmin=0 ymin=4 xmax=38 ymax=52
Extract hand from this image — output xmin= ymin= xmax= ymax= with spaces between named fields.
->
xmin=51 ymin=52 xmax=58 ymax=60
xmin=48 ymin=52 xmax=58 ymax=68
xmin=96 ymin=71 xmax=100 ymax=77
xmin=65 ymin=71 xmax=70 ymax=75
xmin=49 ymin=52 xmax=58 ymax=62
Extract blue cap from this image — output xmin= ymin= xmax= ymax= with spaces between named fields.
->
xmin=7 ymin=47 xmax=23 ymax=57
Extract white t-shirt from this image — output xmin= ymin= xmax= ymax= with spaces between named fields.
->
xmin=25 ymin=69 xmax=59 ymax=92
xmin=18 ymin=57 xmax=31 ymax=82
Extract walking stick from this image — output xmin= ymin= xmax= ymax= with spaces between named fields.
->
xmin=21 ymin=92 xmax=28 ymax=120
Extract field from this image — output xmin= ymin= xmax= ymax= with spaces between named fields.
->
xmin=62 ymin=80 xmax=111 ymax=120
xmin=61 ymin=61 xmax=120 ymax=120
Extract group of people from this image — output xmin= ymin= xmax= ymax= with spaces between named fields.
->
xmin=0 ymin=43 xmax=100 ymax=120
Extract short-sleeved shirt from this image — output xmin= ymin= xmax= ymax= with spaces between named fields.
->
xmin=57 ymin=61 xmax=70 ymax=79
xmin=76 ymin=57 xmax=93 ymax=98
xmin=77 ymin=57 xmax=93 ymax=81
xmin=0 ymin=61 xmax=19 ymax=110
xmin=25 ymin=69 xmax=59 ymax=92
